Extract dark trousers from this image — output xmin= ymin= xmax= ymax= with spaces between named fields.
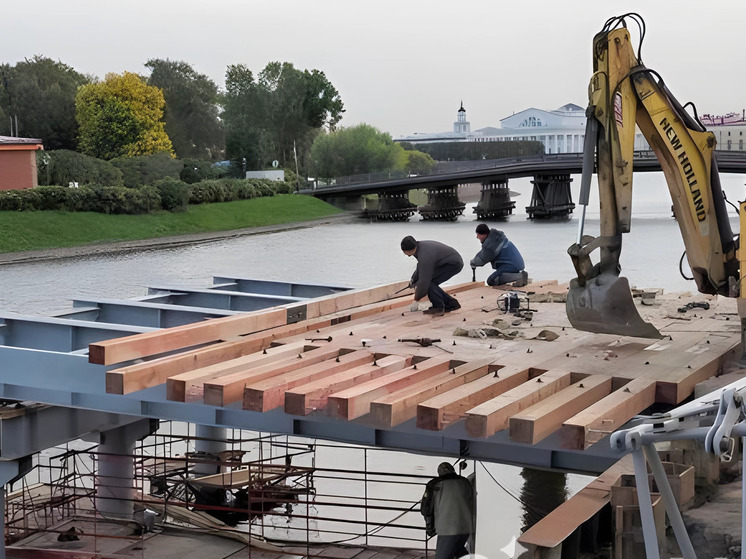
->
xmin=427 ymin=261 xmax=463 ymax=309
xmin=435 ymin=533 xmax=469 ymax=559
xmin=486 ymin=262 xmax=522 ymax=286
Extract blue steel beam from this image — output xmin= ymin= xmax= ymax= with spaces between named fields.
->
xmin=54 ymin=298 xmax=239 ymax=328
xmin=211 ymin=277 xmax=350 ymax=298
xmin=0 ymin=345 xmax=620 ymax=475
xmin=0 ymin=314 xmax=152 ymax=352
xmin=144 ymin=285 xmax=304 ymax=311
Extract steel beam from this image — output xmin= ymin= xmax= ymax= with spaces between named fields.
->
xmin=212 ymin=276 xmax=349 ymax=298
xmin=145 ymin=285 xmax=303 ymax=311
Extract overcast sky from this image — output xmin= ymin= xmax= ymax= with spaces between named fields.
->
xmin=5 ymin=1 xmax=745 ymax=138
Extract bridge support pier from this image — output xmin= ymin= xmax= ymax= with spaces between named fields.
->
xmin=362 ymin=190 xmax=416 ymax=221
xmin=418 ymin=186 xmax=466 ymax=221
xmin=473 ymin=178 xmax=515 ymax=220
xmin=526 ymin=174 xmax=576 ymax=219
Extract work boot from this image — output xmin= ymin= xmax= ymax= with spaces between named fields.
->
xmin=423 ymin=307 xmax=445 ymax=316
xmin=445 ymin=300 xmax=461 ymax=312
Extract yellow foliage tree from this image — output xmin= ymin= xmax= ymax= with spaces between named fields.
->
xmin=76 ymin=71 xmax=173 ymax=160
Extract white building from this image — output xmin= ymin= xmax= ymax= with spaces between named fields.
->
xmin=397 ymin=103 xmax=746 ymax=153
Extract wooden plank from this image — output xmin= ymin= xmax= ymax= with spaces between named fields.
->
xmin=518 ymin=455 xmax=634 ymax=549
xmin=244 ymin=350 xmax=376 ymax=412
xmin=509 ymin=374 xmax=613 ymax=444
xmin=93 ymin=281 xmax=412 ymax=366
xmin=200 ymin=346 xmax=347 ymax=406
xmin=327 ymin=355 xmax=456 ymax=420
xmin=105 ymin=317 xmax=334 ymax=394
xmin=560 ymin=377 xmax=658 ymax=450
xmin=651 ymin=333 xmax=741 ymax=403
xmin=464 ymin=369 xmax=574 ymax=438
xmin=162 ymin=340 xmax=318 ymax=401
xmin=416 ymin=365 xmax=547 ymax=431
xmin=91 ymin=307 xmax=288 ymax=365
xmin=285 ymin=355 xmax=411 ymax=416
xmin=368 ymin=357 xmax=496 ymax=427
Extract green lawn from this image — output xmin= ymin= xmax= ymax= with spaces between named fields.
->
xmin=0 ymin=195 xmax=344 ymax=253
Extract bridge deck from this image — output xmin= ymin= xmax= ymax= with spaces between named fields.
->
xmin=81 ymin=278 xmax=741 ymax=473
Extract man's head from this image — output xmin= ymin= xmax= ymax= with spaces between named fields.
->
xmin=475 ymin=223 xmax=490 ymax=244
xmin=437 ymin=462 xmax=455 ymax=476
xmin=401 ymin=235 xmax=417 ymax=256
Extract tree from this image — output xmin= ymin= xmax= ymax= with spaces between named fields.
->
xmin=308 ymin=123 xmax=406 ymax=180
xmin=76 ymin=72 xmax=173 ymax=160
xmin=0 ymin=56 xmax=90 ymax=150
xmin=145 ymin=59 xmax=224 ymax=160
xmin=222 ymin=61 xmax=344 ymax=174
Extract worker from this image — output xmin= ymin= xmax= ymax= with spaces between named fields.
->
xmin=420 ymin=462 xmax=475 ymax=559
xmin=470 ymin=223 xmax=526 ymax=286
xmin=400 ymin=236 xmax=463 ymax=316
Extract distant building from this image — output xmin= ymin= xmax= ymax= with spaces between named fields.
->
xmin=397 ymin=103 xmax=746 ymax=154
xmin=702 ymin=111 xmax=746 ymax=151
xmin=0 ymin=136 xmax=43 ymax=190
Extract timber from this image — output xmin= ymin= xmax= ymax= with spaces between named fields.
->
xmin=90 ymin=279 xmax=743 ymax=456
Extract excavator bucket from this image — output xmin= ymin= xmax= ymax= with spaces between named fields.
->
xmin=566 ymin=273 xmax=662 ymax=339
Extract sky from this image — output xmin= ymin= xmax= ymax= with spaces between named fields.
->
xmin=4 ymin=1 xmax=746 ymax=138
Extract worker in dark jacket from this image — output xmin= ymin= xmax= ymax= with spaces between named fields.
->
xmin=470 ymin=223 xmax=526 ymax=286
xmin=401 ymin=236 xmax=463 ymax=316
xmin=420 ymin=462 xmax=475 ymax=559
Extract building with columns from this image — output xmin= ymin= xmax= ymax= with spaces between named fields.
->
xmin=397 ymin=103 xmax=746 ymax=153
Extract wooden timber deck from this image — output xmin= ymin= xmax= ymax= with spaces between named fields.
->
xmin=93 ymin=279 xmax=742 ymax=454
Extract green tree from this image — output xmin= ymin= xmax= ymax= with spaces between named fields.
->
xmin=222 ymin=61 xmax=344 ymax=174
xmin=308 ymin=123 xmax=405 ymax=179
xmin=0 ymin=56 xmax=90 ymax=150
xmin=404 ymin=150 xmax=436 ymax=175
xmin=76 ymin=72 xmax=173 ymax=160
xmin=145 ymin=59 xmax=224 ymax=160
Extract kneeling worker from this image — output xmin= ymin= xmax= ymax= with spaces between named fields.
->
xmin=401 ymin=236 xmax=463 ymax=316
xmin=470 ymin=223 xmax=527 ymax=286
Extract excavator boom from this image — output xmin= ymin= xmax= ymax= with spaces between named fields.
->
xmin=567 ymin=14 xmax=739 ymax=338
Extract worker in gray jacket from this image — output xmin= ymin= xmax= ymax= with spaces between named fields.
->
xmin=470 ymin=223 xmax=526 ymax=286
xmin=400 ymin=236 xmax=463 ymax=316
xmin=420 ymin=462 xmax=475 ymax=559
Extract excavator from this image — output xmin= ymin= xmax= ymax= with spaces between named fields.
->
xmin=566 ymin=13 xmax=743 ymax=340
xmin=568 ymin=15 xmax=746 ymax=559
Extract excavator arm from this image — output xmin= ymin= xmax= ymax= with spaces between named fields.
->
xmin=567 ymin=13 xmax=740 ymax=338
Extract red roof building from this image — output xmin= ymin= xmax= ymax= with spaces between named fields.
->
xmin=0 ymin=136 xmax=44 ymax=190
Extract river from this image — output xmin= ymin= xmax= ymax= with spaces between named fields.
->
xmin=2 ymin=172 xmax=745 ymax=557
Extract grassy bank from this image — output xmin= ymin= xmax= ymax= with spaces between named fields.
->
xmin=0 ymin=195 xmax=344 ymax=253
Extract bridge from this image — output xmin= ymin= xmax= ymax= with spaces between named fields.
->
xmin=300 ymin=150 xmax=746 ymax=221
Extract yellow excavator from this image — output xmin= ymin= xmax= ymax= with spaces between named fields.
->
xmin=567 ymin=13 xmax=743 ymax=339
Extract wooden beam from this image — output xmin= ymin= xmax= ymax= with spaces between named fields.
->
xmin=509 ymin=374 xmax=612 ymax=444
xmin=327 ymin=355 xmax=456 ymax=420
xmin=105 ymin=318 xmax=333 ymax=395
xmin=464 ymin=369 xmax=574 ymax=438
xmin=92 ymin=281 xmax=412 ymax=366
xmin=416 ymin=366 xmax=547 ymax=431
xmin=561 ymin=377 xmax=657 ymax=450
xmin=91 ymin=307 xmax=288 ymax=365
xmin=284 ymin=355 xmax=411 ymax=416
xmin=368 ymin=357 xmax=496 ymax=428
xmin=243 ymin=350 xmax=376 ymax=412
xmin=200 ymin=346 xmax=348 ymax=406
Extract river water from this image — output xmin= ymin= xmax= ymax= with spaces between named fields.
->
xmin=2 ymin=172 xmax=745 ymax=557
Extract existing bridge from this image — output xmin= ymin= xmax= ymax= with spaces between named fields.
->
xmin=300 ymin=151 xmax=746 ymax=221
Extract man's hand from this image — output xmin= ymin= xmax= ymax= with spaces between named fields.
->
xmin=410 ymin=301 xmax=420 ymax=312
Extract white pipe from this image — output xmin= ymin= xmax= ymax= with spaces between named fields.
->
xmin=643 ymin=445 xmax=696 ymax=559
xmin=632 ymin=448 xmax=660 ymax=559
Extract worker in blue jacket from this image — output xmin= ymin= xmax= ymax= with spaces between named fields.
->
xmin=470 ymin=223 xmax=526 ymax=286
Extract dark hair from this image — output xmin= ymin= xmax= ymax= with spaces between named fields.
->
xmin=475 ymin=223 xmax=490 ymax=235
xmin=400 ymin=236 xmax=417 ymax=251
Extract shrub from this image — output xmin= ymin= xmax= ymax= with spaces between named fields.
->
xmin=180 ymin=158 xmax=224 ymax=184
xmin=84 ymin=185 xmax=162 ymax=214
xmin=153 ymin=178 xmax=190 ymax=212
xmin=37 ymin=150 xmax=124 ymax=187
xmin=110 ymin=153 xmax=182 ymax=188
xmin=0 ymin=189 xmax=43 ymax=211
